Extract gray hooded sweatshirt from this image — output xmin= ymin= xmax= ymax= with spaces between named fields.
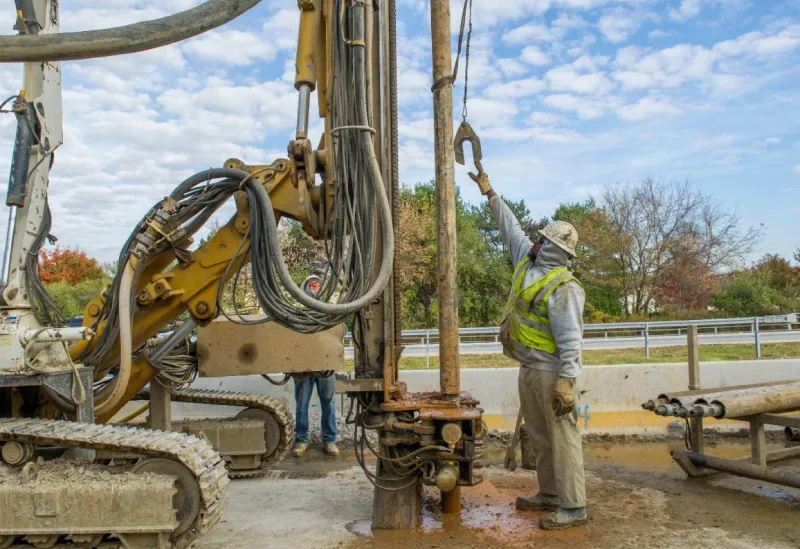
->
xmin=489 ymin=196 xmax=585 ymax=379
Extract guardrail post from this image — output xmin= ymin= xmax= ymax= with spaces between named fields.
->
xmin=754 ymin=317 xmax=761 ymax=358
xmin=644 ymin=322 xmax=650 ymax=359
xmin=687 ymin=325 xmax=703 ymax=453
xmin=425 ymin=329 xmax=431 ymax=369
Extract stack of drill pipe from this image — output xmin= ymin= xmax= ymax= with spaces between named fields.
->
xmin=643 ymin=379 xmax=800 ymax=419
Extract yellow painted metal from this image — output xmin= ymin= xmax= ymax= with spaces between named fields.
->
xmin=295 ymin=0 xmax=321 ymax=90
xmin=69 ymin=160 xmax=303 ymax=423
xmin=118 ymin=402 xmax=150 ymax=424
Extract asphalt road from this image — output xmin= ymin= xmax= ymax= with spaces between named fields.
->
xmin=344 ymin=330 xmax=800 ymax=359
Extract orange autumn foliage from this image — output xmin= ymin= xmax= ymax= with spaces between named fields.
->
xmin=39 ymin=247 xmax=104 ymax=285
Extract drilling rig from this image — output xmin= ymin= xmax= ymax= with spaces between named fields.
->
xmin=0 ymin=0 xmax=482 ymax=547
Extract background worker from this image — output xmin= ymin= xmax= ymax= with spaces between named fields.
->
xmin=293 ymin=275 xmax=339 ymax=457
xmin=472 ymin=172 xmax=587 ymax=530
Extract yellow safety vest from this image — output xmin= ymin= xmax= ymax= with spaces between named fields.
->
xmin=502 ymin=259 xmax=582 ymax=354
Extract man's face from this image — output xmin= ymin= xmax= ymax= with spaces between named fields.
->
xmin=308 ymin=280 xmax=321 ymax=296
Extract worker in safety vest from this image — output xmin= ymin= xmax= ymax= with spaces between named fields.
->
xmin=472 ymin=172 xmax=587 ymax=530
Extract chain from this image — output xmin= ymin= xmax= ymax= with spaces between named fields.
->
xmin=461 ymin=0 xmax=472 ymax=122
xmin=431 ymin=0 xmax=472 ymax=97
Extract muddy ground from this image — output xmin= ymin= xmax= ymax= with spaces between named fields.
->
xmin=197 ymin=441 xmax=800 ymax=549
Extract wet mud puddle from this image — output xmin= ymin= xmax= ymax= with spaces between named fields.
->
xmin=345 ymin=477 xmax=582 ymax=548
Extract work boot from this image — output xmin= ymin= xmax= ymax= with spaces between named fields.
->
xmin=515 ymin=493 xmax=559 ymax=511
xmin=293 ymin=442 xmax=308 ymax=457
xmin=324 ymin=443 xmax=340 ymax=457
xmin=539 ymin=507 xmax=588 ymax=530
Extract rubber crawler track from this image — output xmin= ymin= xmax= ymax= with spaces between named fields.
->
xmin=0 ymin=418 xmax=229 ymax=549
xmin=166 ymin=388 xmax=294 ymax=479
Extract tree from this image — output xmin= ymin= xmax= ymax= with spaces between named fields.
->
xmin=752 ymin=254 xmax=800 ymax=311
xmin=277 ymin=219 xmax=328 ymax=285
xmin=601 ymin=178 xmax=761 ymax=316
xmin=472 ymin=196 xmax=541 ymax=255
xmin=655 ymin=238 xmax=716 ymax=311
xmin=553 ymin=199 xmax=623 ymax=319
xmin=46 ymin=278 xmax=107 ymax=319
xmin=396 ymin=181 xmax=515 ymax=328
xmin=710 ymin=274 xmax=780 ymax=317
xmin=39 ymin=247 xmax=104 ymax=285
xmin=794 ymin=246 xmax=800 ymax=265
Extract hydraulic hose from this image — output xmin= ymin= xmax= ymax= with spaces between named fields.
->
xmin=246 ymin=0 xmax=393 ymax=316
xmin=0 ymin=0 xmax=262 ymax=62
xmin=94 ymin=259 xmax=136 ymax=417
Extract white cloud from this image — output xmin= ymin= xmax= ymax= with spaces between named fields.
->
xmin=520 ymin=46 xmax=551 ymax=66
xmin=399 ymin=117 xmax=435 ymax=141
xmin=543 ymin=93 xmax=619 ymax=119
xmin=755 ymin=137 xmax=781 ymax=147
xmin=709 ymin=73 xmax=745 ymax=95
xmin=183 ymin=30 xmax=277 ymax=65
xmin=714 ymin=25 xmax=800 ymax=57
xmin=612 ymin=43 xmax=717 ymax=90
xmin=617 ymin=97 xmax=682 ymax=121
xmin=463 ymin=98 xmax=519 ymax=128
xmin=598 ymin=8 xmax=642 ymax=44
xmin=545 ymin=64 xmax=615 ymax=94
xmin=795 ymin=165 xmax=800 ymax=175
xmin=503 ymin=23 xmax=555 ymax=44
xmin=530 ymin=112 xmax=563 ymax=125
xmin=484 ymin=77 xmax=546 ymax=99
xmin=469 ymin=0 xmax=616 ymax=28
xmin=497 ymin=58 xmax=529 ymax=77
xmin=668 ymin=0 xmax=702 ymax=22
xmin=262 ymin=9 xmax=301 ymax=51
xmin=397 ymin=69 xmax=431 ymax=106
xmin=649 ymin=29 xmax=677 ymax=40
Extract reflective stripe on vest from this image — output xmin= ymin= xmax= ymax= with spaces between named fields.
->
xmin=503 ymin=259 xmax=581 ymax=354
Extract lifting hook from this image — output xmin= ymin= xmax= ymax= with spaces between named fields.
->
xmin=453 ymin=121 xmax=483 ymax=175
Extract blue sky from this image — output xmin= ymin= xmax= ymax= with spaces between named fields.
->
xmin=0 ymin=0 xmax=798 ymax=263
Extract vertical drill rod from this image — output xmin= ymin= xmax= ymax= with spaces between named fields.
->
xmin=429 ymin=0 xmax=460 ymax=397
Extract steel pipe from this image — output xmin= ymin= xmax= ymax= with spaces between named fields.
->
xmin=0 ymin=0 xmax=262 ymax=62
xmin=295 ymin=84 xmax=312 ymax=139
xmin=702 ymin=382 xmax=800 ymax=418
xmin=676 ymin=450 xmax=800 ymax=489
xmin=429 ymin=0 xmax=460 ymax=397
xmin=21 ymin=327 xmax=92 ymax=345
xmin=147 ymin=318 xmax=197 ymax=367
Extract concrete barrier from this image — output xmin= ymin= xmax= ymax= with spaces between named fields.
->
xmin=127 ymin=359 xmax=800 ymax=435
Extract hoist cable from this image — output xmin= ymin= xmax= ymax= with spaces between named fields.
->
xmin=460 ymin=0 xmax=473 ymax=122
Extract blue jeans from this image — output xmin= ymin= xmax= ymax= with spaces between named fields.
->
xmin=294 ymin=375 xmax=337 ymax=444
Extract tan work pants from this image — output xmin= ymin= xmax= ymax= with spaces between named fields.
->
xmin=518 ymin=366 xmax=586 ymax=509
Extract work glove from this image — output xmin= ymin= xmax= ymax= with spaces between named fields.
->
xmin=552 ymin=377 xmax=576 ymax=417
xmin=469 ymin=171 xmax=492 ymax=195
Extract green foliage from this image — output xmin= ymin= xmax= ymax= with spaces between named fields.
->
xmin=45 ymin=278 xmax=107 ymax=319
xmin=553 ymin=199 xmax=624 ymax=318
xmin=710 ymin=275 xmax=781 ymax=316
xmin=397 ymin=182 xmax=513 ymax=328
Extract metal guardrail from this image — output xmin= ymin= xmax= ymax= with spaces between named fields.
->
xmin=345 ymin=314 xmax=799 ymax=363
